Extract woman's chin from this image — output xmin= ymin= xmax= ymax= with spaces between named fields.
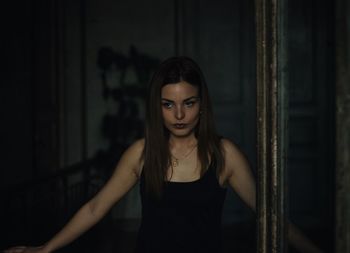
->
xmin=169 ymin=129 xmax=194 ymax=138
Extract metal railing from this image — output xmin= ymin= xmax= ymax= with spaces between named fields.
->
xmin=0 ymin=160 xmax=103 ymax=249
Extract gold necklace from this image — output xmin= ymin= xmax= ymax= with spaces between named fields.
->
xmin=171 ymin=144 xmax=197 ymax=167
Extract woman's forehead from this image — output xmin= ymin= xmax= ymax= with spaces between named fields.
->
xmin=161 ymin=81 xmax=199 ymax=99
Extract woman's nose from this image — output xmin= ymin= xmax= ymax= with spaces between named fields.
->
xmin=175 ymin=106 xmax=185 ymax=120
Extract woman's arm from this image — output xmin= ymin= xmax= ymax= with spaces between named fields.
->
xmin=4 ymin=139 xmax=144 ymax=253
xmin=221 ymin=139 xmax=256 ymax=211
xmin=221 ymin=138 xmax=323 ymax=253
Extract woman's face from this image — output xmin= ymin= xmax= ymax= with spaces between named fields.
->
xmin=161 ymin=81 xmax=201 ymax=138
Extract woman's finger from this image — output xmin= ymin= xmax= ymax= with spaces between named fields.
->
xmin=3 ymin=246 xmax=27 ymax=253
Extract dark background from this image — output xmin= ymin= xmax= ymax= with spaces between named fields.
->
xmin=1 ymin=0 xmax=335 ymax=252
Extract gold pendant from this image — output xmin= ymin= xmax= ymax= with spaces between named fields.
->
xmin=172 ymin=158 xmax=179 ymax=167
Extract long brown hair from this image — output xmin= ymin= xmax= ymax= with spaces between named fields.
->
xmin=142 ymin=56 xmax=224 ymax=198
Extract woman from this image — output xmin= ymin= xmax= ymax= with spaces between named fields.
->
xmin=4 ymin=57 xmax=322 ymax=253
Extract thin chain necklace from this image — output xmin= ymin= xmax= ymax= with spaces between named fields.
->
xmin=171 ymin=144 xmax=197 ymax=167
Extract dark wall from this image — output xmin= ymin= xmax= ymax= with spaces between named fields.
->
xmin=2 ymin=1 xmax=34 ymax=186
xmin=287 ymin=0 xmax=334 ymax=231
xmin=286 ymin=0 xmax=335 ymax=251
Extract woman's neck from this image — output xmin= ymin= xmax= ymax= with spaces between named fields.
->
xmin=169 ymin=134 xmax=197 ymax=149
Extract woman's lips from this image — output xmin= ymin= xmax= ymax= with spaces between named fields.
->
xmin=173 ymin=123 xmax=187 ymax=129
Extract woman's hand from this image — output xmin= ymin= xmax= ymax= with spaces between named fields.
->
xmin=3 ymin=246 xmax=49 ymax=253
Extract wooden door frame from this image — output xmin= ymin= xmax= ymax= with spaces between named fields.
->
xmin=255 ymin=0 xmax=288 ymax=252
xmin=257 ymin=0 xmax=350 ymax=252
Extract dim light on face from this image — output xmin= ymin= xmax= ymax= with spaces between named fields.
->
xmin=161 ymin=81 xmax=200 ymax=138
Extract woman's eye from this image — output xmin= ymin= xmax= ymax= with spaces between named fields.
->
xmin=184 ymin=101 xmax=195 ymax=107
xmin=162 ymin=102 xmax=173 ymax=108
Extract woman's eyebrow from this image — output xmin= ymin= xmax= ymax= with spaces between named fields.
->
xmin=161 ymin=96 xmax=199 ymax=102
xmin=161 ymin=98 xmax=174 ymax=102
xmin=184 ymin=96 xmax=199 ymax=102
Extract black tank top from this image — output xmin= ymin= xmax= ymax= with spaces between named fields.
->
xmin=135 ymin=164 xmax=227 ymax=253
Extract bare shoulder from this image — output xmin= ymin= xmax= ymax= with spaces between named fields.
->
xmin=220 ymin=138 xmax=244 ymax=158
xmin=220 ymin=138 xmax=250 ymax=177
xmin=119 ymin=138 xmax=145 ymax=176
xmin=126 ymin=138 xmax=145 ymax=156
